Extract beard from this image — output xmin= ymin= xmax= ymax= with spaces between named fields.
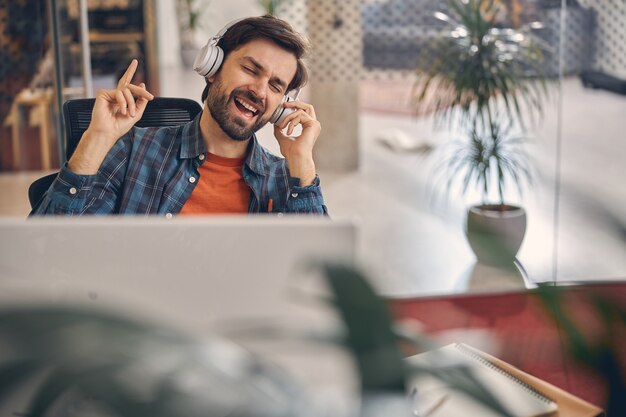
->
xmin=206 ymin=77 xmax=270 ymax=141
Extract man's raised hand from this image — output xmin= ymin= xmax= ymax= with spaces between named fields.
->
xmin=68 ymin=60 xmax=154 ymax=175
xmin=87 ymin=59 xmax=154 ymax=141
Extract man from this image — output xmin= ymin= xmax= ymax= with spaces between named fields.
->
xmin=34 ymin=15 xmax=327 ymax=216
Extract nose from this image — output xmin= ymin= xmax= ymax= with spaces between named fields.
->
xmin=248 ymin=78 xmax=268 ymax=101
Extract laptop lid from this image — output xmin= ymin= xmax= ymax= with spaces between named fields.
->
xmin=0 ymin=216 xmax=359 ymax=414
xmin=0 ymin=217 xmax=356 ymax=333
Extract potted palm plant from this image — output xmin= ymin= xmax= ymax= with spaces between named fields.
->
xmin=441 ymin=119 xmax=531 ymax=265
xmin=413 ymin=0 xmax=550 ymax=265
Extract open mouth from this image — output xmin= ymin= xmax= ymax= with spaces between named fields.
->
xmin=234 ymin=97 xmax=260 ymax=119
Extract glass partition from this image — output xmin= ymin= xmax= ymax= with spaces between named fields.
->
xmin=553 ymin=0 xmax=626 ymax=281
xmin=277 ymin=0 xmax=626 ymax=294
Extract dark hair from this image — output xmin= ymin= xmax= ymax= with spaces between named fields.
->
xmin=201 ymin=14 xmax=310 ymax=103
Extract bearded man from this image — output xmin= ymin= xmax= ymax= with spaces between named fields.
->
xmin=34 ymin=15 xmax=326 ymax=216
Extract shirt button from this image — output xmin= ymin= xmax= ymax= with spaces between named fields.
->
xmin=198 ymin=154 xmax=205 ymax=161
xmin=189 ymin=176 xmax=196 ymax=183
xmin=277 ymin=212 xmax=284 ymax=218
xmin=69 ymin=187 xmax=77 ymax=195
xmin=291 ymin=192 xmax=298 ymax=198
xmin=165 ymin=213 xmax=173 ymax=219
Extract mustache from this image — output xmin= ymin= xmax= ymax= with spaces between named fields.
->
xmin=231 ymin=89 xmax=265 ymax=113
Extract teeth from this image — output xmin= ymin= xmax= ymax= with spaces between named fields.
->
xmin=236 ymin=98 xmax=258 ymax=114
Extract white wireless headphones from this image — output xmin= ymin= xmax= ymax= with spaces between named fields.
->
xmin=193 ymin=18 xmax=299 ymax=126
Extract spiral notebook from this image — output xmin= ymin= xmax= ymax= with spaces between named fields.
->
xmin=408 ymin=343 xmax=558 ymax=417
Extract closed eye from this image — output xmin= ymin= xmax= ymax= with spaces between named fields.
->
xmin=243 ymin=66 xmax=256 ymax=74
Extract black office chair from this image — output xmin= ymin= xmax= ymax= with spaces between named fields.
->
xmin=28 ymin=97 xmax=203 ymax=212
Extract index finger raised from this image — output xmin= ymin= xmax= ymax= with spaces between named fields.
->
xmin=117 ymin=59 xmax=139 ymax=89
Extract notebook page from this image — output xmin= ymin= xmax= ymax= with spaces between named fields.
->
xmin=407 ymin=343 xmax=558 ymax=417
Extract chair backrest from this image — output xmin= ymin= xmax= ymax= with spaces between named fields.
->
xmin=63 ymin=97 xmax=202 ymax=160
xmin=29 ymin=97 xmax=203 ymax=211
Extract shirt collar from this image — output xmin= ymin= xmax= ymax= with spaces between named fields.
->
xmin=179 ymin=112 xmax=206 ymax=159
xmin=244 ymin=135 xmax=270 ymax=176
xmin=180 ymin=111 xmax=268 ymax=176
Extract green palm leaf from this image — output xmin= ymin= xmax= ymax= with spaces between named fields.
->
xmin=414 ymin=0 xmax=551 ymax=132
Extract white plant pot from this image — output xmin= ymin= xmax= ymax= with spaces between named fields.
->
xmin=465 ymin=204 xmax=527 ymax=266
xmin=180 ymin=47 xmax=199 ymax=68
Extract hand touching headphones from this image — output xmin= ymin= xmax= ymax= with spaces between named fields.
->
xmin=193 ymin=19 xmax=299 ymax=126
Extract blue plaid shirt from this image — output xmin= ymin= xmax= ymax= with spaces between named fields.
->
xmin=33 ymin=113 xmax=327 ymax=216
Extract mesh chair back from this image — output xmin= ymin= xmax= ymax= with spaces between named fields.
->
xmin=29 ymin=97 xmax=202 ymax=211
xmin=63 ymin=97 xmax=202 ymax=159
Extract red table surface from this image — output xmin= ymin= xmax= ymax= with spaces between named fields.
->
xmin=389 ymin=283 xmax=626 ymax=408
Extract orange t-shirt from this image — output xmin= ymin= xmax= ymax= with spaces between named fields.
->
xmin=179 ymin=153 xmax=250 ymax=214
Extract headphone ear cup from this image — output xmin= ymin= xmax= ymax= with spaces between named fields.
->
xmin=270 ymin=96 xmax=295 ymax=125
xmin=193 ymin=44 xmax=224 ymax=78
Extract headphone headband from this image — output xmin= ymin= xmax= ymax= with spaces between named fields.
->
xmin=194 ymin=18 xmax=246 ymax=76
xmin=210 ymin=17 xmax=245 ymax=45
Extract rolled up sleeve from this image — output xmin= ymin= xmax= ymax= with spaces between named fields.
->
xmin=284 ymin=175 xmax=328 ymax=214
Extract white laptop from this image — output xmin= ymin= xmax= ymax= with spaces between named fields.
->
xmin=0 ymin=216 xmax=356 ymax=332
xmin=0 ymin=216 xmax=359 ymax=416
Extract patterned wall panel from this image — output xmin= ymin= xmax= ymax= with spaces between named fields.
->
xmin=277 ymin=0 xmax=625 ymax=80
xmin=535 ymin=5 xmax=594 ymax=76
xmin=278 ymin=0 xmax=362 ymax=82
xmin=361 ymin=0 xmax=448 ymax=72
xmin=588 ymin=0 xmax=626 ymax=78
xmin=275 ymin=0 xmax=308 ymax=35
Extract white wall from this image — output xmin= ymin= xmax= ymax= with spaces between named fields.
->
xmin=156 ymin=0 xmax=182 ymax=67
xmin=199 ymin=0 xmax=265 ymax=37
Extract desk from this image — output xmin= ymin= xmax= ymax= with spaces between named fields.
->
xmin=3 ymin=88 xmax=54 ymax=170
xmin=390 ymin=283 xmax=626 ymax=410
